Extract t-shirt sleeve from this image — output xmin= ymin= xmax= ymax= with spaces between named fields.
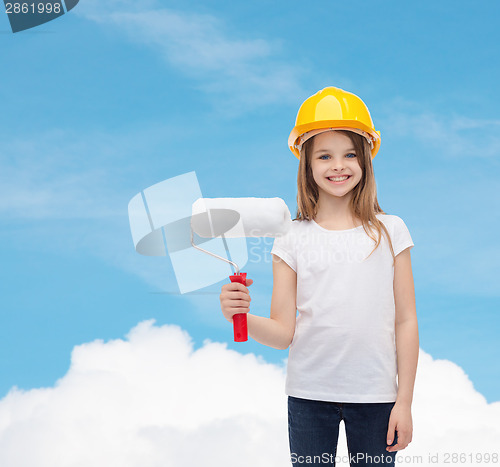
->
xmin=392 ymin=216 xmax=415 ymax=257
xmin=271 ymin=228 xmax=297 ymax=272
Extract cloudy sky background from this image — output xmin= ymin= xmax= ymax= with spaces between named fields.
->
xmin=1 ymin=0 xmax=499 ymax=465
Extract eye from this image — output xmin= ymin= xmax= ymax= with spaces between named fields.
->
xmin=318 ymin=153 xmax=356 ymax=160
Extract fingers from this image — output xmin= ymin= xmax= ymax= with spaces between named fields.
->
xmin=222 ymin=281 xmax=251 ymax=294
xmin=220 ymin=294 xmax=251 ymax=310
xmin=220 ymin=280 xmax=252 ymax=323
xmin=227 ymin=290 xmax=251 ymax=301
xmin=386 ymin=422 xmax=396 ymax=447
xmin=220 ymin=287 xmax=251 ymax=304
xmin=386 ymin=430 xmax=412 ymax=452
xmin=387 ymin=441 xmax=406 ymax=452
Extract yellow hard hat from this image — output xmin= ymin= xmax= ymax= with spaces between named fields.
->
xmin=288 ymin=86 xmax=381 ymax=159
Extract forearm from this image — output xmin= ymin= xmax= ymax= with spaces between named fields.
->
xmin=395 ymin=317 xmax=419 ymax=406
xmin=246 ymin=313 xmax=291 ymax=350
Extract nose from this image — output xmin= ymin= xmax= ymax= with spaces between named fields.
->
xmin=329 ymin=158 xmax=346 ymax=171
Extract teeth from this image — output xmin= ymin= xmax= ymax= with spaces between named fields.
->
xmin=328 ymin=176 xmax=349 ymax=182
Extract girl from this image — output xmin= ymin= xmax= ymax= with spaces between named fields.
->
xmin=219 ymin=86 xmax=419 ymax=466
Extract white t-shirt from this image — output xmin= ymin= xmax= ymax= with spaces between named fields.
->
xmin=270 ymin=213 xmax=414 ymax=403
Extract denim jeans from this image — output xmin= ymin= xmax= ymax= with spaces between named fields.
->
xmin=288 ymin=396 xmax=398 ymax=466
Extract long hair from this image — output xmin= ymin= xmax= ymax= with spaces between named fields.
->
xmin=294 ymin=130 xmax=396 ymax=264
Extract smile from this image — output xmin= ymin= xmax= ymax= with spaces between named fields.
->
xmin=327 ymin=175 xmax=351 ymax=184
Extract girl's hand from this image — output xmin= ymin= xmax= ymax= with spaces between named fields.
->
xmin=386 ymin=402 xmax=413 ymax=452
xmin=219 ymin=278 xmax=254 ymax=323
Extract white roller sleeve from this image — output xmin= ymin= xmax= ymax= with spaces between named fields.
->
xmin=192 ymin=197 xmax=292 ymax=238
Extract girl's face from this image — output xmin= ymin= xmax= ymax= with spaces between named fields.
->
xmin=309 ymin=131 xmax=363 ymax=198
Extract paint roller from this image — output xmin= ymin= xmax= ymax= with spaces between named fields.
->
xmin=191 ymin=197 xmax=292 ymax=342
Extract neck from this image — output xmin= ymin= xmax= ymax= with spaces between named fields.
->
xmin=315 ymin=191 xmax=356 ymax=223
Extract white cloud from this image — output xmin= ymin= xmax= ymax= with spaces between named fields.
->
xmin=0 ymin=320 xmax=290 ymax=467
xmin=75 ymin=1 xmax=305 ymax=114
xmin=379 ymin=98 xmax=500 ymax=159
xmin=0 ymin=320 xmax=498 ymax=467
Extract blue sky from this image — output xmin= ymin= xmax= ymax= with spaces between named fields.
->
xmin=1 ymin=0 xmax=499 ymax=411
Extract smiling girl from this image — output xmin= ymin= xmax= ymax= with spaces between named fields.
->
xmin=220 ymin=86 xmax=419 ymax=466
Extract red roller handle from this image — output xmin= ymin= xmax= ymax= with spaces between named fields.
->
xmin=229 ymin=272 xmax=248 ymax=342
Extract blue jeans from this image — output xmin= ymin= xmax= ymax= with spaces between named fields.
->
xmin=288 ymin=396 xmax=398 ymax=466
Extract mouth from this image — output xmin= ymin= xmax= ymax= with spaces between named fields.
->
xmin=326 ymin=175 xmax=351 ymax=185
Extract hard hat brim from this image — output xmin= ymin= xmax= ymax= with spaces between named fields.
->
xmin=288 ymin=120 xmax=381 ymax=160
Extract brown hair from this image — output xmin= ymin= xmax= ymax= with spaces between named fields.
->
xmin=294 ymin=130 xmax=396 ymax=264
